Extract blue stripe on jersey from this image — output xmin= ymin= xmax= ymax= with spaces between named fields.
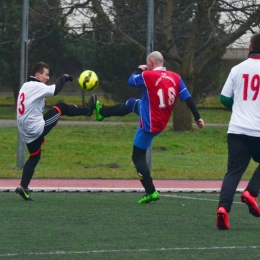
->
xmin=179 ymin=78 xmax=191 ymax=101
xmin=128 ymin=74 xmax=145 ymax=87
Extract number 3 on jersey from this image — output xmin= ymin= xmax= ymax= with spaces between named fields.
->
xmin=17 ymin=92 xmax=25 ymax=114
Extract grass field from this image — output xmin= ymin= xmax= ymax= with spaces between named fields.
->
xmin=0 ymin=125 xmax=258 ymax=179
xmin=0 ymin=94 xmax=258 ymax=179
xmin=1 ymin=192 xmax=260 ymax=260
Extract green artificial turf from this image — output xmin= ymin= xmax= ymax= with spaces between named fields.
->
xmin=0 ymin=192 xmax=259 ymax=260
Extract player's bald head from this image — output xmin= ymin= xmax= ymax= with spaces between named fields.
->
xmin=147 ymin=51 xmax=164 ymax=66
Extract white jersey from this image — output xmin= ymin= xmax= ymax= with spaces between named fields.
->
xmin=221 ymin=56 xmax=260 ymax=137
xmin=17 ymin=79 xmax=55 ymax=143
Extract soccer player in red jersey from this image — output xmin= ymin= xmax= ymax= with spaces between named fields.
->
xmin=95 ymin=51 xmax=204 ymax=204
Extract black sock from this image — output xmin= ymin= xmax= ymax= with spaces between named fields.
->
xmin=53 ymin=102 xmax=88 ymax=116
xmin=21 ymin=152 xmax=41 ymax=189
xmin=132 ymin=145 xmax=155 ymax=194
xmin=100 ymin=104 xmax=130 ymax=117
xmin=66 ymin=105 xmax=89 ymax=116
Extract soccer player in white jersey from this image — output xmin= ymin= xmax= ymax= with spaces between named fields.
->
xmin=16 ymin=62 xmax=97 ymax=201
xmin=216 ymin=32 xmax=260 ymax=230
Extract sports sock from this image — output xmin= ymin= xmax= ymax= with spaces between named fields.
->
xmin=100 ymin=104 xmax=130 ymax=117
xmin=132 ymin=145 xmax=155 ymax=194
xmin=20 ymin=152 xmax=41 ymax=189
xmin=53 ymin=102 xmax=89 ymax=116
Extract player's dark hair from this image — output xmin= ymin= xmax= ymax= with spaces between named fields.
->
xmin=250 ymin=33 xmax=260 ymax=52
xmin=31 ymin=62 xmax=50 ymax=76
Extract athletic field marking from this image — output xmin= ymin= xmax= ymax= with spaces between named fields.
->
xmin=161 ymin=194 xmax=242 ymax=204
xmin=115 ymin=192 xmax=242 ymax=204
xmin=1 ymin=245 xmax=260 ymax=257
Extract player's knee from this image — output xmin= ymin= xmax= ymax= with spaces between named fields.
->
xmin=29 ymin=151 xmax=41 ymax=165
xmin=53 ymin=102 xmax=68 ymax=115
xmin=132 ymin=155 xmax=143 ymax=172
xmin=132 ymin=146 xmax=146 ymax=168
xmin=53 ymin=102 xmax=67 ymax=110
xmin=132 ymin=152 xmax=139 ymax=165
xmin=132 ymin=150 xmax=150 ymax=178
xmin=125 ymin=98 xmax=139 ymax=112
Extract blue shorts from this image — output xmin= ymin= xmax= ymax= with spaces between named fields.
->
xmin=133 ymin=125 xmax=161 ymax=149
xmin=132 ymin=100 xmax=161 ymax=149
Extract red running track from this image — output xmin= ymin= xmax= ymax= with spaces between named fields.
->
xmin=0 ymin=179 xmax=249 ymax=192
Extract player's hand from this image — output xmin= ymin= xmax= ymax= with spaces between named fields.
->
xmin=196 ymin=118 xmax=204 ymax=129
xmin=138 ymin=65 xmax=147 ymax=71
xmin=63 ymin=74 xmax=73 ymax=82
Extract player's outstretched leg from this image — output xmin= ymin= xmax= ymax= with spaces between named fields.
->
xmin=95 ymin=98 xmax=136 ymax=121
xmin=51 ymin=94 xmax=97 ymax=118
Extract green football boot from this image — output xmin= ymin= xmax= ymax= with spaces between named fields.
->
xmin=95 ymin=100 xmax=104 ymax=121
xmin=138 ymin=191 xmax=160 ymax=204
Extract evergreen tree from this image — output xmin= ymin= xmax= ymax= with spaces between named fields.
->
xmin=0 ymin=0 xmax=72 ymax=100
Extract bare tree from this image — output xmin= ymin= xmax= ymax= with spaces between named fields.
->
xmin=61 ymin=0 xmax=260 ymax=130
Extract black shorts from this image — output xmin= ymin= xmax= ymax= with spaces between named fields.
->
xmin=228 ymin=134 xmax=260 ymax=163
xmin=26 ymin=106 xmax=61 ymax=156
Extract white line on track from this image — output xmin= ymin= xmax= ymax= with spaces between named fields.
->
xmin=1 ymin=246 xmax=260 ymax=257
xmin=161 ymin=194 xmax=243 ymax=204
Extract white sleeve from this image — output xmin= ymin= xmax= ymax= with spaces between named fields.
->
xmin=221 ymin=70 xmax=234 ymax=98
xmin=37 ymin=83 xmax=55 ymax=98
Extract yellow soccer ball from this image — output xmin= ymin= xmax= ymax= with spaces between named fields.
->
xmin=78 ymin=70 xmax=99 ymax=91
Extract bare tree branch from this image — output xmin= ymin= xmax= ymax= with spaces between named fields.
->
xmin=194 ymin=3 xmax=260 ymax=75
xmin=90 ymin=0 xmax=146 ymax=56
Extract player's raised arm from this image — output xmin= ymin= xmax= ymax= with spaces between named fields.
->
xmin=54 ymin=74 xmax=73 ymax=96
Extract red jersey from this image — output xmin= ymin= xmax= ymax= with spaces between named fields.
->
xmin=128 ymin=67 xmax=192 ymax=132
